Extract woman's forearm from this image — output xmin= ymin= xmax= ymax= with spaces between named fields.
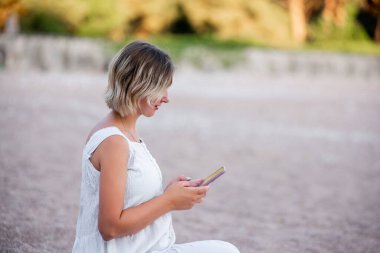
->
xmin=99 ymin=180 xmax=207 ymax=241
xmin=100 ymin=194 xmax=172 ymax=240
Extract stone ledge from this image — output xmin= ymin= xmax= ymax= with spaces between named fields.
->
xmin=0 ymin=35 xmax=108 ymax=72
xmin=0 ymin=35 xmax=379 ymax=79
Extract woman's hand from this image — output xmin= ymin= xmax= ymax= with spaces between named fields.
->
xmin=166 ymin=175 xmax=192 ymax=187
xmin=163 ymin=177 xmax=209 ymax=211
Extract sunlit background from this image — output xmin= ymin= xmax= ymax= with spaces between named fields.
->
xmin=0 ymin=1 xmax=379 ymax=253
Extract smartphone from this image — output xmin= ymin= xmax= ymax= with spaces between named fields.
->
xmin=200 ymin=166 xmax=226 ymax=186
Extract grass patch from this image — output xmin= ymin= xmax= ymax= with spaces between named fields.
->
xmin=111 ymin=35 xmax=266 ymax=69
xmin=108 ymin=34 xmax=380 ymax=70
xmin=304 ymin=40 xmax=380 ymax=56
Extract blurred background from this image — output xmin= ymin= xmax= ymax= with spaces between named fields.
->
xmin=0 ymin=1 xmax=379 ymax=253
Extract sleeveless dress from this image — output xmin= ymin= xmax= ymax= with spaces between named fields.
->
xmin=72 ymin=127 xmax=175 ymax=253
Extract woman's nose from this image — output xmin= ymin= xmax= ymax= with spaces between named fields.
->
xmin=161 ymin=96 xmax=169 ymax=103
xmin=161 ymin=91 xmax=169 ymax=103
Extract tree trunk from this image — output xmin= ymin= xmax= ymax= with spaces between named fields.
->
xmin=289 ymin=0 xmax=307 ymax=43
xmin=5 ymin=12 xmax=19 ymax=35
xmin=323 ymin=0 xmax=346 ymax=26
xmin=375 ymin=15 xmax=380 ymax=43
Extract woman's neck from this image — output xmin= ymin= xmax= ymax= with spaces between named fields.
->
xmin=111 ymin=111 xmax=137 ymax=129
xmin=110 ymin=111 xmax=142 ymax=143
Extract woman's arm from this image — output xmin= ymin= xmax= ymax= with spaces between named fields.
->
xmin=96 ymin=136 xmax=208 ymax=241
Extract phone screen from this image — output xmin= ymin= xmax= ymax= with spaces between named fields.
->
xmin=200 ymin=166 xmax=226 ymax=186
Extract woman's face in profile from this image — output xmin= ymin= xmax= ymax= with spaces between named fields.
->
xmin=139 ymin=90 xmax=170 ymax=117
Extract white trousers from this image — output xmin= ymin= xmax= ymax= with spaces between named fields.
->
xmin=162 ymin=240 xmax=240 ymax=253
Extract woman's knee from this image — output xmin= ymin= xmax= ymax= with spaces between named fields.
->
xmin=212 ymin=240 xmax=240 ymax=253
xmin=169 ymin=240 xmax=240 ymax=253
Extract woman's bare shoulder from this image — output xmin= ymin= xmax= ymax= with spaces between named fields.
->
xmin=85 ymin=115 xmax=128 ymax=172
xmin=85 ymin=113 xmax=118 ymax=144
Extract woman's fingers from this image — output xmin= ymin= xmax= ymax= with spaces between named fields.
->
xmin=164 ymin=181 xmax=209 ymax=210
xmin=177 ymin=175 xmax=191 ymax=181
xmin=187 ymin=178 xmax=204 ymax=187
xmin=180 ymin=180 xmax=192 ymax=187
xmin=187 ymin=186 xmax=209 ymax=196
xmin=195 ymin=198 xmax=204 ymax=203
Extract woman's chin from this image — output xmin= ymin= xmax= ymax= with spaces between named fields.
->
xmin=143 ymin=111 xmax=156 ymax=117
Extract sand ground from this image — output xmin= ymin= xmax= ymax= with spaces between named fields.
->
xmin=0 ymin=68 xmax=379 ymax=253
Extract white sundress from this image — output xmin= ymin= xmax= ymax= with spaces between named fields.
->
xmin=72 ymin=127 xmax=176 ymax=253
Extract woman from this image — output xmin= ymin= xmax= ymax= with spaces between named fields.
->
xmin=72 ymin=41 xmax=240 ymax=253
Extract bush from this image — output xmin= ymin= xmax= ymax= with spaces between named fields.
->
xmin=20 ymin=10 xmax=71 ymax=35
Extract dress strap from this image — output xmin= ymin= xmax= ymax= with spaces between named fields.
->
xmin=85 ymin=127 xmax=130 ymax=156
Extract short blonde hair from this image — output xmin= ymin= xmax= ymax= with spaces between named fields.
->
xmin=105 ymin=41 xmax=173 ymax=117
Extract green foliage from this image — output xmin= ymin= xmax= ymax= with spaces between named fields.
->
xmin=304 ymin=1 xmax=380 ymax=55
xmin=16 ymin=0 xmax=292 ymax=43
xmin=20 ymin=9 xmax=70 ymax=34
xmin=13 ymin=0 xmax=380 ymax=56
xmin=179 ymin=0 xmax=292 ymax=45
xmin=309 ymin=1 xmax=370 ymax=42
xmin=19 ymin=0 xmax=86 ymax=34
xmin=75 ymin=0 xmax=123 ymax=38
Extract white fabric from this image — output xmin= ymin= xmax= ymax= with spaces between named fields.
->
xmin=72 ymin=127 xmax=175 ymax=253
xmin=161 ymin=240 xmax=240 ymax=253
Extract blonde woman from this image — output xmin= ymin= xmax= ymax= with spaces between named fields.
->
xmin=72 ymin=41 xmax=240 ymax=253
